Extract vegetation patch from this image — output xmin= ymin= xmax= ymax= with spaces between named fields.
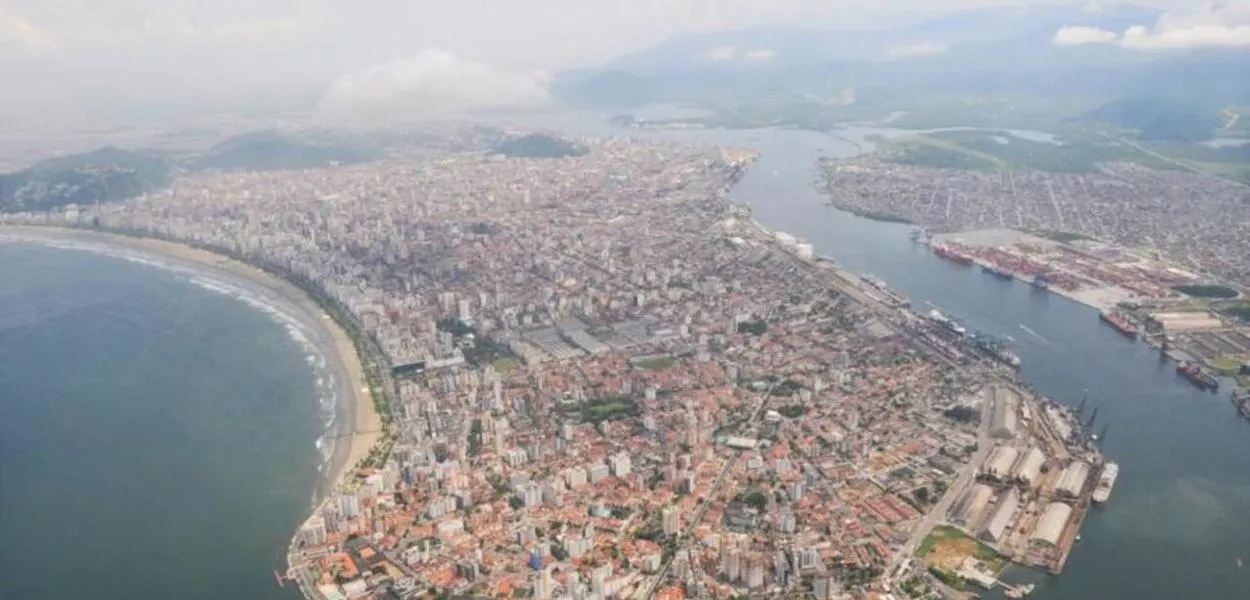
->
xmin=1215 ymin=300 xmax=1250 ymax=323
xmin=736 ymin=319 xmax=768 ymax=335
xmin=634 ymin=356 xmax=676 ymax=371
xmin=568 ymin=395 xmax=641 ymax=424
xmin=1211 ymin=355 xmax=1244 ymax=376
xmin=1173 ymin=284 xmax=1239 ymax=299
xmin=493 ymin=133 xmax=588 ymax=158
xmin=917 ymin=525 xmax=1007 ymax=573
xmin=1036 ymin=230 xmax=1097 ymax=244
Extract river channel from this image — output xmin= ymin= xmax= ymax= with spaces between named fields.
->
xmin=505 ymin=107 xmax=1250 ymax=599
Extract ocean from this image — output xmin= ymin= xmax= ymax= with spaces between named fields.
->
xmin=0 ymin=243 xmax=316 ymax=600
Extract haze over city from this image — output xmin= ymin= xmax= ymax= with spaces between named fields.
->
xmin=2 ymin=0 xmax=1247 ymax=122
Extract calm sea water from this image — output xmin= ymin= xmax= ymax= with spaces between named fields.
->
xmin=0 ymin=244 xmax=315 ymax=600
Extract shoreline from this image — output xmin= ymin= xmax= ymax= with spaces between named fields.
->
xmin=0 ymin=225 xmax=383 ymax=502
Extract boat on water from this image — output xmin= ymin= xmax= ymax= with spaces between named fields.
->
xmin=933 ymin=244 xmax=974 ymax=265
xmin=980 ymin=262 xmax=1015 ymax=280
xmin=1099 ymin=310 xmax=1138 ymax=338
xmin=1005 ymin=583 xmax=1036 ymax=598
xmin=859 ymin=274 xmax=911 ymax=308
xmin=928 ymin=309 xmax=966 ymax=336
xmin=1092 ymin=462 xmax=1119 ymax=504
xmin=967 ymin=333 xmax=1022 ymax=369
xmin=1030 ymin=275 xmax=1050 ymax=291
xmin=1177 ymin=361 xmax=1219 ymax=391
xmin=909 ymin=227 xmax=929 ymax=243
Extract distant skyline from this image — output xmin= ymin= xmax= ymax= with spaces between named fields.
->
xmin=1 ymin=0 xmax=1245 ymax=123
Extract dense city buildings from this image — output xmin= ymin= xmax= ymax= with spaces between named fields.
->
xmin=821 ymin=157 xmax=1250 ymax=289
xmin=3 ymin=131 xmax=1104 ymax=599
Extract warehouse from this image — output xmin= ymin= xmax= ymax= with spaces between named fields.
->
xmin=979 ymin=488 xmax=1019 ymax=544
xmin=950 ymin=483 xmax=994 ymax=526
xmin=1056 ymin=461 xmax=1091 ymax=498
xmin=1011 ymin=447 xmax=1046 ymax=487
xmin=989 ymin=387 xmax=1019 ymax=440
xmin=982 ymin=446 xmax=1020 ymax=480
xmin=1030 ymin=502 xmax=1073 ymax=547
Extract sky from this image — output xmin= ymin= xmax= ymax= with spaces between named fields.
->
xmin=0 ymin=0 xmax=1246 ymax=123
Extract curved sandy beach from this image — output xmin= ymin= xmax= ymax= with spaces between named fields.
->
xmin=0 ymin=225 xmax=382 ymax=498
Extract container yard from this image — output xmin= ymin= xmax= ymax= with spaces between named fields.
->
xmin=927 ymin=229 xmax=1208 ymax=312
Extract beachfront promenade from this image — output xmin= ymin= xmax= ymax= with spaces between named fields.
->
xmin=2 ymin=132 xmax=1098 ymax=599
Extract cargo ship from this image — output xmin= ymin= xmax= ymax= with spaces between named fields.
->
xmin=932 ymin=244 xmax=974 ymax=265
xmin=1099 ymin=311 xmax=1138 ymax=338
xmin=981 ymin=262 xmax=1015 ymax=280
xmin=859 ymin=274 xmax=910 ymax=308
xmin=1177 ymin=361 xmax=1219 ymax=391
xmin=967 ymin=333 xmax=1022 ymax=369
xmin=1092 ymin=462 xmax=1118 ymax=504
xmin=927 ymin=309 xmax=966 ymax=336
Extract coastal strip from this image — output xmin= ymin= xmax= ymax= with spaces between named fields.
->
xmin=0 ymin=225 xmax=386 ymax=500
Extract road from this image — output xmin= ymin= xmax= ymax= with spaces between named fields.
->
xmin=887 ymin=385 xmax=993 ymax=583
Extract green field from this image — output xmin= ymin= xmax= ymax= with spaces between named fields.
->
xmin=916 ymin=525 xmax=1008 ymax=573
xmin=572 ymin=396 xmax=642 ymax=424
xmin=1035 ymin=230 xmax=1098 ymax=244
xmin=1174 ymin=284 xmax=1240 ymax=299
xmin=882 ymin=129 xmax=1186 ymax=173
xmin=634 ymin=356 xmax=676 ymax=371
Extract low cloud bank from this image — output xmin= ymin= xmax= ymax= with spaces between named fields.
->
xmin=698 ymin=46 xmax=778 ymax=62
xmin=1054 ymin=3 xmax=1250 ymax=49
xmin=319 ymin=50 xmax=550 ymax=121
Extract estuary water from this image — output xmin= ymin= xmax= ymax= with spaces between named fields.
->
xmin=0 ymin=243 xmax=314 ymax=599
xmin=515 ymin=108 xmax=1250 ymax=599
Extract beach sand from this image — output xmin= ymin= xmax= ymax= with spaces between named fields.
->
xmin=0 ymin=226 xmax=383 ymax=494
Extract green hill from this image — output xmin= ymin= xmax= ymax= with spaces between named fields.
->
xmin=193 ymin=130 xmax=374 ymax=171
xmin=493 ymin=133 xmax=588 ymax=158
xmin=0 ymin=147 xmax=170 ymax=213
xmin=1085 ymin=97 xmax=1219 ymax=142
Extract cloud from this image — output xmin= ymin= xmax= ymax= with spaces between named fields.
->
xmin=318 ymin=50 xmax=550 ymax=122
xmin=1052 ymin=25 xmax=1119 ymax=45
xmin=702 ymin=46 xmax=738 ymax=61
xmin=0 ymin=6 xmax=53 ymax=49
xmin=1053 ymin=2 xmax=1250 ymax=49
xmin=886 ymin=42 xmax=949 ymax=58
xmin=744 ymin=48 xmax=778 ymax=61
xmin=1120 ymin=22 xmax=1250 ymax=48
